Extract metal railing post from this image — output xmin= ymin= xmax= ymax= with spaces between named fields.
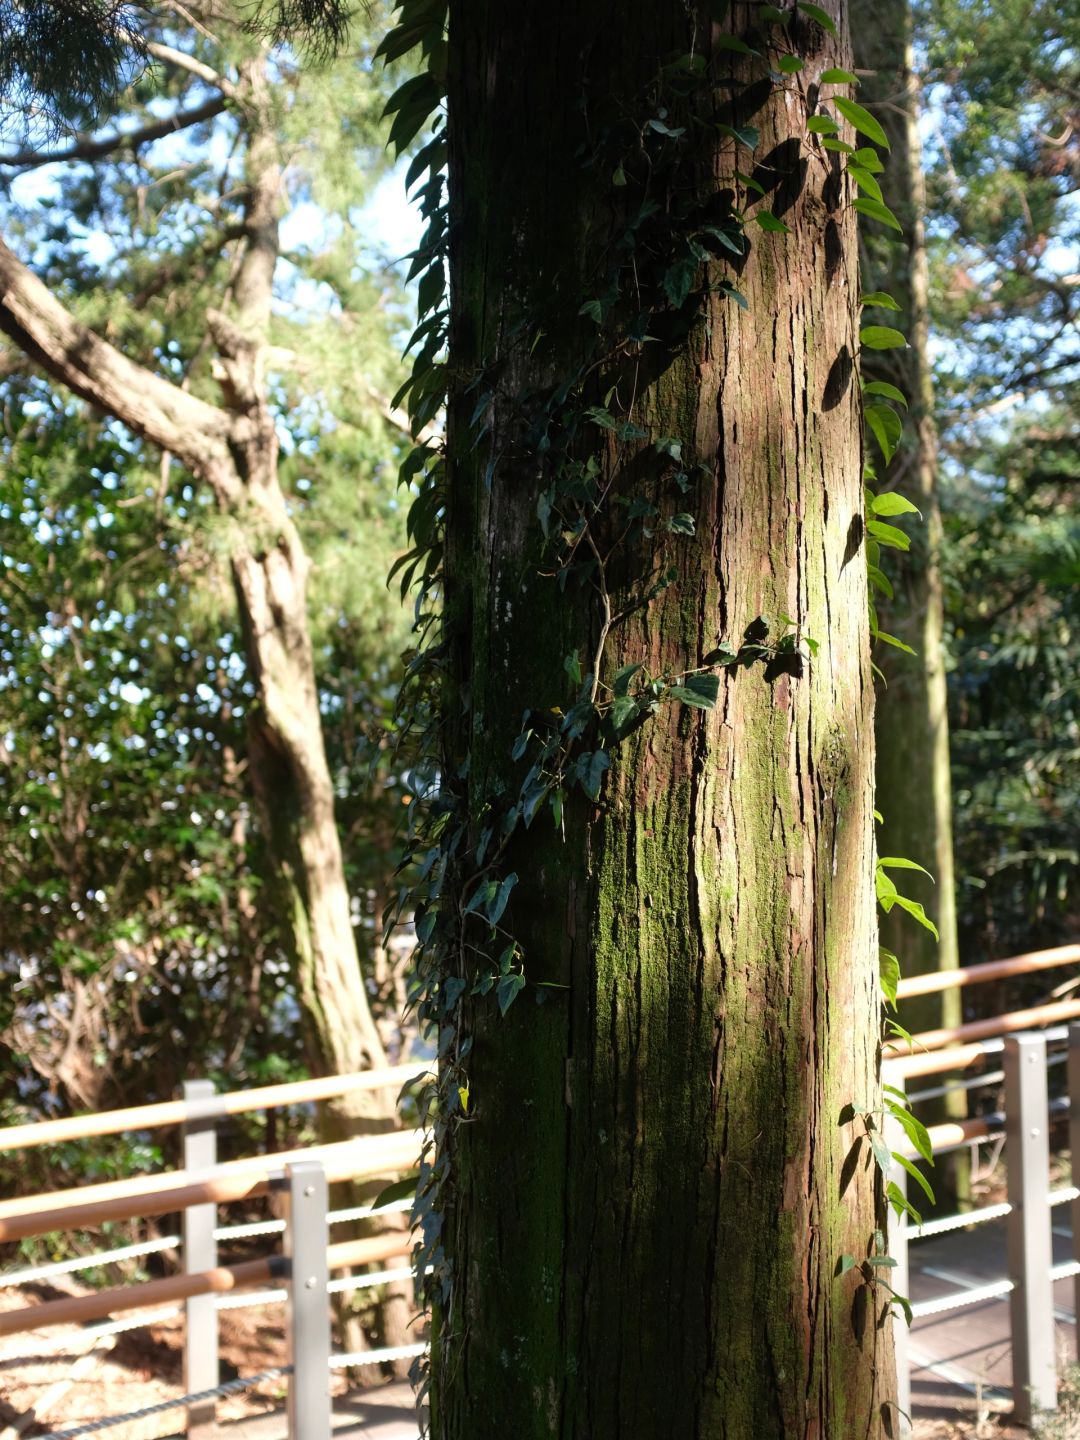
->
xmin=1070 ymin=1024 xmax=1080 ymax=1336
xmin=1003 ymin=1032 xmax=1055 ymax=1423
xmin=285 ymin=1160 xmax=331 ymax=1440
xmin=182 ymin=1079 xmax=218 ymax=1439
xmin=883 ymin=1064 xmax=912 ymax=1438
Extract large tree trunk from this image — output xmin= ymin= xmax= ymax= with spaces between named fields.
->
xmin=853 ymin=0 xmax=962 ymax=1040
xmin=434 ymin=3 xmax=894 ymax=1434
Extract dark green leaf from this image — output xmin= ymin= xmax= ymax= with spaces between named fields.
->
xmin=496 ymin=972 xmax=526 ymax=1016
xmin=778 ymin=55 xmax=804 ymax=73
xmin=798 ymin=2 xmax=838 ymax=36
xmin=755 ymin=212 xmax=791 ymax=234
xmin=670 ymin=673 xmax=720 ymax=710
xmin=807 ymin=114 xmax=839 ymax=134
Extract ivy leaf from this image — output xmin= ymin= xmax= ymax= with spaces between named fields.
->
xmin=865 ymin=404 xmax=902 ymax=465
xmin=609 ymin=695 xmax=639 ymax=734
xmin=866 ymin=519 xmax=910 ymax=551
xmin=798 ymin=2 xmax=838 ymax=35
xmin=849 ymin=163 xmax=883 ymax=203
xmin=807 ymin=114 xmax=839 ymax=134
xmin=837 ymin=1253 xmax=858 ymax=1277
xmin=496 ymin=972 xmax=526 ymax=1016
xmin=820 ymin=66 xmax=858 ymax=84
xmin=663 ymin=255 xmax=699 ymax=308
xmin=715 ymin=34 xmax=759 ymax=55
xmin=854 ymin=145 xmax=885 ymax=173
xmin=868 ymin=1127 xmax=893 ymax=1177
xmin=667 ymin=512 xmax=696 ymax=535
xmin=613 ymin=662 xmax=644 ymax=697
xmin=833 ymin=96 xmax=889 ymax=149
xmin=465 ymin=879 xmax=498 ymax=916
xmin=893 ymin=1153 xmax=936 ymax=1205
xmin=578 ymin=750 xmax=610 ymax=801
xmin=371 ymin=1176 xmax=418 ymax=1212
xmin=735 ymin=169 xmax=766 ymax=195
xmin=859 ymin=290 xmax=901 ymax=311
xmin=891 ymin=895 xmax=940 ymax=940
xmin=871 ymin=491 xmax=920 ymax=519
xmin=860 ymin=325 xmax=908 ymax=350
xmin=578 ymin=299 xmax=604 ymax=324
xmin=755 ymin=212 xmax=791 ymax=234
xmin=670 ymin=673 xmax=720 ymax=710
xmin=888 ymin=1104 xmax=935 ymax=1165
xmin=878 ymin=856 xmax=935 ymax=880
xmin=853 ymin=196 xmax=903 ymax=232
xmin=879 ymin=948 xmax=900 ymax=1007
xmin=863 ymin=379 xmax=908 ymax=407
xmin=443 ymin=975 xmax=468 ymax=1008
xmin=703 ymin=643 xmax=739 ymax=667
xmin=778 ymin=55 xmax=804 ymax=73
xmin=821 ymin=137 xmax=857 ymax=155
xmin=867 ymin=563 xmax=893 ymax=599
xmin=874 ymin=629 xmax=917 ymax=655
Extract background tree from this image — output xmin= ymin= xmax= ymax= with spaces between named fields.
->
xmin=919 ymin=0 xmax=1080 ymax=971
xmin=391 ymin=0 xmax=898 ymax=1432
xmin=0 ymin=2 xmax=414 ymax=1129
xmin=852 ymin=0 xmax=961 ymax=1043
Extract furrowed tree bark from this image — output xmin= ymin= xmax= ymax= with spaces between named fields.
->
xmin=852 ymin=0 xmax=966 ymax=1190
xmin=438 ymin=2 xmax=894 ymax=1435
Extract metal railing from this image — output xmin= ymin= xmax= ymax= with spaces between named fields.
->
xmin=885 ymin=940 xmax=1080 ymax=1432
xmin=0 ymin=1071 xmax=427 ymax=1439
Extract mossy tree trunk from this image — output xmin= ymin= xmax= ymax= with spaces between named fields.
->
xmin=852 ymin=0 xmax=963 ymax=1043
xmin=436 ymin=2 xmax=895 ymax=1435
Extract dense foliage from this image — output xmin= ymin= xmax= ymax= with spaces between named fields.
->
xmin=920 ymin=0 xmax=1080 ymax=962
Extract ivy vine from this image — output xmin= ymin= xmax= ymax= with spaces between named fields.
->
xmin=375 ymin=0 xmax=939 ymax=1407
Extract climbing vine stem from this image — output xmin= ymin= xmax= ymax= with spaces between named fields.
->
xmin=376 ymin=0 xmax=936 ymax=1408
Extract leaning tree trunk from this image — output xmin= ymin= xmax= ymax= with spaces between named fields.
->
xmin=853 ymin=0 xmax=962 ymax=1039
xmin=434 ymin=2 xmax=894 ymax=1435
xmin=0 ymin=41 xmax=410 ymax=1359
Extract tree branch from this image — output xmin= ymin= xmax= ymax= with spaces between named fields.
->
xmin=137 ymin=36 xmax=240 ymax=98
xmin=0 ymin=96 xmax=229 ymax=171
xmin=0 ymin=235 xmax=239 ymax=494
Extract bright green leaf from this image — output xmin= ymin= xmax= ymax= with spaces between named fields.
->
xmin=862 ymin=379 xmax=908 ymax=407
xmin=871 ymin=491 xmax=920 ymax=519
xmin=834 ymin=96 xmax=890 ymax=148
xmin=853 ymin=196 xmax=903 ymax=232
xmin=859 ymin=290 xmax=901 ymax=311
xmin=820 ymin=66 xmax=858 ymax=84
xmin=860 ymin=325 xmax=908 ymax=350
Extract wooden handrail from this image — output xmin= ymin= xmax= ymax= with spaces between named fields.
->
xmin=897 ymin=997 xmax=1080 ymax=1054
xmin=896 ymin=944 xmax=1080 ymax=1001
xmin=0 ymin=1234 xmax=412 ymax=1339
xmin=0 ymin=1063 xmax=428 ymax=1152
xmin=0 ymin=1132 xmax=422 ymax=1243
xmin=885 ymin=1043 xmax=989 ymax=1080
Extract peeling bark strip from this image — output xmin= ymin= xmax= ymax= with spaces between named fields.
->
xmin=439 ymin=3 xmax=893 ymax=1436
